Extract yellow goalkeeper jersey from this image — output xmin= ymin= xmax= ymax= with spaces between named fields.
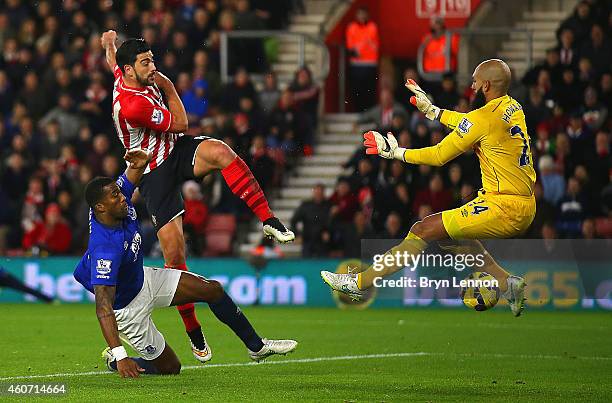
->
xmin=403 ymin=95 xmax=536 ymax=196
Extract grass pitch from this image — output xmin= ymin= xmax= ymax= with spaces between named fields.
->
xmin=0 ymin=304 xmax=611 ymax=402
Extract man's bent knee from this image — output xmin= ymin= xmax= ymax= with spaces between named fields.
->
xmin=409 ymin=220 xmax=426 ymax=238
xmin=409 ymin=216 xmax=447 ymax=241
xmin=201 ymin=140 xmax=236 ymax=168
xmin=206 ymin=279 xmax=225 ymax=303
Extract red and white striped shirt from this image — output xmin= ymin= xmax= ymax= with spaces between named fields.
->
xmin=111 ymin=65 xmax=182 ymax=174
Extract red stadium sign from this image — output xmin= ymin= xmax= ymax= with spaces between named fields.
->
xmin=416 ymin=0 xmax=472 ymax=18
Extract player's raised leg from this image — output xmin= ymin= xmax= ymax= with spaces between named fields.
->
xmin=172 ymin=271 xmax=298 ymax=361
xmin=192 ymin=139 xmax=294 ymax=243
xmin=157 ymin=217 xmax=211 ymax=363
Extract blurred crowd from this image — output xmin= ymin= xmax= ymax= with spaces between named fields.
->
xmin=0 ymin=0 xmax=318 ymax=256
xmin=292 ymin=0 xmax=612 ymax=258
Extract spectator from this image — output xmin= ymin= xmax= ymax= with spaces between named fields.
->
xmin=556 ymin=28 xmax=579 ymax=68
xmin=539 ymin=155 xmax=566 ymax=205
xmin=0 ymin=70 xmax=13 ymax=116
xmin=580 ymin=86 xmax=608 ymax=132
xmin=523 ymin=48 xmax=563 ymax=87
xmin=345 ymin=6 xmax=379 ymax=112
xmin=358 ymin=88 xmax=409 ymax=131
xmin=599 ymin=72 xmax=612 ymax=111
xmin=246 ymin=135 xmax=276 ymax=191
xmin=412 ymin=173 xmax=453 ymax=216
xmin=590 ymin=131 xmax=612 ymax=195
xmin=182 ymin=180 xmax=209 ymax=256
xmin=258 ymin=71 xmax=280 ymax=117
xmin=523 ymin=87 xmax=551 ymax=134
xmin=289 ymin=67 xmax=319 ymax=129
xmin=221 ymin=67 xmax=257 ymax=112
xmin=291 ymin=184 xmax=331 ymax=257
xmin=86 ymin=134 xmax=111 ymax=176
xmin=378 ymin=211 xmax=406 ymax=239
xmin=580 ymin=24 xmax=611 ymax=75
xmin=566 ymin=111 xmax=592 ymax=159
xmin=38 ymin=92 xmax=83 ymax=141
xmin=22 ymin=203 xmax=72 ymax=255
xmin=190 ymin=8 xmax=212 ymax=46
xmin=329 ymin=178 xmax=359 ymax=224
xmin=558 ymin=1 xmax=593 ymax=45
xmin=17 ymin=71 xmax=48 ymax=120
xmin=552 ymin=68 xmax=583 ymax=113
xmin=433 ymin=73 xmax=460 ymax=110
xmin=349 ymin=158 xmax=377 ymax=192
xmin=420 ymin=16 xmax=459 ymax=75
xmin=2 ymin=153 xmax=29 ymax=201
xmin=557 ymin=177 xmax=589 ymax=237
xmin=181 ymin=78 xmax=209 ymax=124
xmin=341 ymin=211 xmax=375 ymax=258
xmin=554 ymin=132 xmax=575 ymax=179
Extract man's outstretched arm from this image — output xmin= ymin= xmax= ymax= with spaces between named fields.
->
xmin=101 ymin=30 xmax=118 ymax=70
xmin=363 ymin=117 xmax=485 ymax=167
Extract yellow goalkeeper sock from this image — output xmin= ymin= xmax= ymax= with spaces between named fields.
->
xmin=357 ymin=232 xmax=428 ymax=290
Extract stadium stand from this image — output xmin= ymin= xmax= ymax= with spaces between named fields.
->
xmin=0 ymin=0 xmax=307 ymax=257
xmin=0 ymin=0 xmax=610 ymax=260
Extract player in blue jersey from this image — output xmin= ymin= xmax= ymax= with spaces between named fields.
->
xmin=74 ymin=149 xmax=297 ymax=378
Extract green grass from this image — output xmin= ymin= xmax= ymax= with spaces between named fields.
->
xmin=0 ymin=304 xmax=611 ymax=402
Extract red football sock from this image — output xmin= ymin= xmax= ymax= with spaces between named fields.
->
xmin=221 ymin=156 xmax=273 ymax=222
xmin=165 ymin=263 xmax=201 ymax=332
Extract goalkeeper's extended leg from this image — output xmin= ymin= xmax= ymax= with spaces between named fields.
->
xmin=321 ymin=214 xmax=446 ymax=299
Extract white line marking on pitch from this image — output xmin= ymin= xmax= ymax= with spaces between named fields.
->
xmin=0 ymin=351 xmax=610 ymax=381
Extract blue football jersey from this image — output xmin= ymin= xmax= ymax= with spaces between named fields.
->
xmin=73 ymin=174 xmax=144 ymax=309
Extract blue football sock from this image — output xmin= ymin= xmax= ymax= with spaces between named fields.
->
xmin=109 ymin=357 xmax=159 ymax=374
xmin=208 ymin=292 xmax=264 ymax=352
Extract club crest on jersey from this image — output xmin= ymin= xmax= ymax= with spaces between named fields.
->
xmin=131 ymin=232 xmax=142 ymax=261
xmin=96 ymin=259 xmax=112 ymax=278
xmin=457 ymin=118 xmax=473 ymax=135
xmin=151 ymin=108 xmax=164 ymax=125
xmin=127 ymin=206 xmax=137 ymax=221
xmin=145 ymin=344 xmax=157 ymax=355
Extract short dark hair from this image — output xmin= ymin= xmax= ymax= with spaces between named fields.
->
xmin=85 ymin=177 xmax=115 ymax=209
xmin=116 ymin=38 xmax=151 ymax=73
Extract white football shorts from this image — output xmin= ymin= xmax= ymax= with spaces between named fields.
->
xmin=113 ymin=266 xmax=182 ymax=360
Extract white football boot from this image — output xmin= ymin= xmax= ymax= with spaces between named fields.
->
xmin=101 ymin=347 xmax=116 ymax=372
xmin=248 ymin=338 xmax=298 ymax=362
xmin=191 ymin=336 xmax=213 ymax=363
xmin=320 ymin=271 xmax=365 ymax=301
xmin=504 ymin=275 xmax=527 ymax=317
xmin=263 ymin=217 xmax=295 ymax=243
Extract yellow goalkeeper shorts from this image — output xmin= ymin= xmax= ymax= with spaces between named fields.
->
xmin=441 ymin=191 xmax=536 ymax=239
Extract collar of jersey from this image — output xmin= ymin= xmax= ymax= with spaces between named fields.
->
xmin=484 ymin=94 xmax=509 ymax=108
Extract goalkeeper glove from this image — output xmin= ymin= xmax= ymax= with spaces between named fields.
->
xmin=405 ymin=79 xmax=441 ymax=120
xmin=363 ymin=131 xmax=406 ymax=161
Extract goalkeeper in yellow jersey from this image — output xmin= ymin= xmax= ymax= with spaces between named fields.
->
xmin=321 ymin=59 xmax=536 ymax=316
